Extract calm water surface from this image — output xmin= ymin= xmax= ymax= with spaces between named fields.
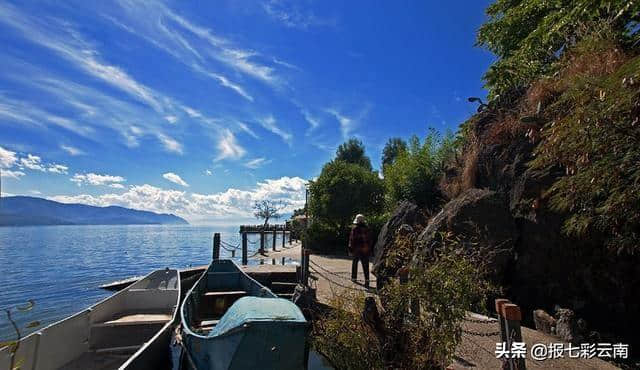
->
xmin=0 ymin=224 xmax=284 ymax=339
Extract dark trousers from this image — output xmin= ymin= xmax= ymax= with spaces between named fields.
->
xmin=351 ymin=255 xmax=370 ymax=282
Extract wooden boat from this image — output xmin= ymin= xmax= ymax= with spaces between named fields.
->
xmin=0 ymin=268 xmax=180 ymax=370
xmin=180 ymin=260 xmax=308 ymax=370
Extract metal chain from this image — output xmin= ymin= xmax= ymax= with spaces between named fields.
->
xmin=461 ymin=328 xmax=501 ymax=337
xmin=308 ymin=265 xmax=372 ymax=292
xmin=463 ymin=316 xmax=498 ymax=324
xmin=309 ymin=259 xmax=372 ymax=283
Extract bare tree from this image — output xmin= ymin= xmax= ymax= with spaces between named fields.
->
xmin=253 ymin=200 xmax=285 ymax=227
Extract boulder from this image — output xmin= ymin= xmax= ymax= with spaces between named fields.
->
xmin=533 ymin=309 xmax=556 ymax=335
xmin=411 ymin=188 xmax=517 ymax=282
xmin=554 ymin=307 xmax=588 ymax=344
xmin=372 ymin=201 xmax=424 ymax=282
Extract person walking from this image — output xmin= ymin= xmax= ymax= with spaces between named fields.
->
xmin=349 ymin=213 xmax=372 ymax=288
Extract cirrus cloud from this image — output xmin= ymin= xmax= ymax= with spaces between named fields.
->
xmin=163 ymin=172 xmax=189 ymax=187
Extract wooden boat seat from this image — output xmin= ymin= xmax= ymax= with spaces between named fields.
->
xmin=93 ymin=313 xmax=172 ymax=327
xmin=60 ymin=346 xmax=140 ymax=370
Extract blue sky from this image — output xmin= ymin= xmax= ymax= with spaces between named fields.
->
xmin=0 ymin=0 xmax=493 ymax=224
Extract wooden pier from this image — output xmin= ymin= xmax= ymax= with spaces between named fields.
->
xmin=210 ymin=224 xmax=296 ymax=265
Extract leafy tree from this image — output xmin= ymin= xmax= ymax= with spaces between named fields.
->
xmin=335 ymin=138 xmax=373 ymax=171
xmin=308 ymin=161 xmax=384 ymax=243
xmin=381 ymin=137 xmax=408 ymax=171
xmin=292 ymin=208 xmax=305 ymax=217
xmin=477 ymin=0 xmax=640 ymax=98
xmin=384 ymin=130 xmax=457 ymax=209
xmin=253 ymin=200 xmax=285 ymax=227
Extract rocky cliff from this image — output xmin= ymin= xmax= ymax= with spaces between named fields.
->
xmin=374 ymin=98 xmax=640 ymax=349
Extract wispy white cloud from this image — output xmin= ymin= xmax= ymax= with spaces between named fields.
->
xmin=236 ymin=121 xmax=259 ymax=139
xmin=50 ymin=176 xmax=307 ymax=223
xmin=20 ymin=154 xmax=45 ymax=172
xmin=48 ymin=164 xmax=69 ymax=175
xmin=0 ymin=145 xmax=17 ymax=168
xmin=163 ymin=172 xmax=189 ymax=187
xmin=244 ymin=157 xmax=272 ymax=169
xmin=61 ymin=145 xmax=85 ymax=156
xmin=109 ymin=0 xmax=280 ymax=95
xmin=0 ymin=2 xmax=165 ymax=112
xmin=165 ymin=115 xmax=179 ymax=124
xmin=272 ymin=57 xmax=300 ymax=71
xmin=326 ymin=108 xmax=353 ymax=139
xmin=0 ymin=94 xmax=94 ymax=137
xmin=205 ymin=169 xmax=213 ymax=176
xmin=301 ymin=109 xmax=320 ymax=135
xmin=157 ymin=133 xmax=184 ymax=154
xmin=216 ymin=129 xmax=246 ymax=161
xmin=259 ymin=115 xmax=292 ymax=145
xmin=1 ymin=169 xmax=25 ymax=179
xmin=181 ymin=106 xmax=202 ymax=119
xmin=71 ymin=172 xmax=126 ymax=188
xmin=261 ymin=0 xmax=336 ymax=30
xmin=326 ymin=105 xmax=371 ymax=140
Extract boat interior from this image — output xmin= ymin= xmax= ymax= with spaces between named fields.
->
xmin=0 ymin=269 xmax=179 ymax=370
xmin=186 ymin=261 xmax=273 ymax=336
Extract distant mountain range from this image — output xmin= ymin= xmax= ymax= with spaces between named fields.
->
xmin=0 ymin=196 xmax=188 ymax=226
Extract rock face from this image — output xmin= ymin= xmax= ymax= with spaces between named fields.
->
xmin=412 ymin=188 xmax=517 ymax=283
xmin=554 ymin=308 xmax=588 ymax=344
xmin=374 ymin=105 xmax=640 ymax=349
xmin=533 ymin=309 xmax=556 ymax=336
xmin=372 ymin=201 xmax=424 ymax=285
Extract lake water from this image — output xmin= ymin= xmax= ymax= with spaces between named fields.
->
xmin=0 ymin=224 xmax=287 ymax=340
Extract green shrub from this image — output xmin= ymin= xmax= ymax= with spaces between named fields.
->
xmin=313 ymin=233 xmax=495 ymax=369
xmin=304 ymin=220 xmax=343 ymax=254
xmin=384 ymin=130 xmax=457 ymax=209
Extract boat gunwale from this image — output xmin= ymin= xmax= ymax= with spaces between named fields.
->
xmin=2 ymin=268 xmax=181 ymax=370
xmin=179 ymin=260 xmax=280 ymax=340
xmin=119 ymin=269 xmax=182 ymax=369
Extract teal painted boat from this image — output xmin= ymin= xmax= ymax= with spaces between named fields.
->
xmin=180 ymin=260 xmax=308 ymax=370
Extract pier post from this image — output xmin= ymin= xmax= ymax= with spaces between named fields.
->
xmin=272 ymin=258 xmax=276 ymax=265
xmin=282 ymin=256 xmax=285 ymax=265
xmin=282 ymin=228 xmax=285 ymax=248
xmin=289 ymin=230 xmax=292 ymax=245
xmin=495 ymin=298 xmax=510 ymax=344
xmin=272 ymin=229 xmax=277 ymax=251
xmin=242 ymin=233 xmax=248 ymax=265
xmin=260 ymin=231 xmax=265 ymax=254
xmin=303 ymin=249 xmax=310 ymax=287
xmin=213 ymin=233 xmax=220 ymax=260
xmin=498 ymin=301 xmax=526 ymax=370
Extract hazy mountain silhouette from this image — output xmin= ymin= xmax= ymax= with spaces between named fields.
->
xmin=0 ymin=196 xmax=188 ymax=226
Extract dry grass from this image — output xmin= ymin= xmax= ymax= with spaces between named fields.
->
xmin=440 ymin=131 xmax=480 ymax=199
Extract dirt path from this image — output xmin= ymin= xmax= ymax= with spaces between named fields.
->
xmin=304 ymin=250 xmax=618 ymax=369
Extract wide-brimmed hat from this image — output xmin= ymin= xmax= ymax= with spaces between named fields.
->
xmin=353 ymin=214 xmax=366 ymax=225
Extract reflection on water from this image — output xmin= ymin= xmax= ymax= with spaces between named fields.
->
xmin=0 ymin=224 xmax=284 ymax=339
